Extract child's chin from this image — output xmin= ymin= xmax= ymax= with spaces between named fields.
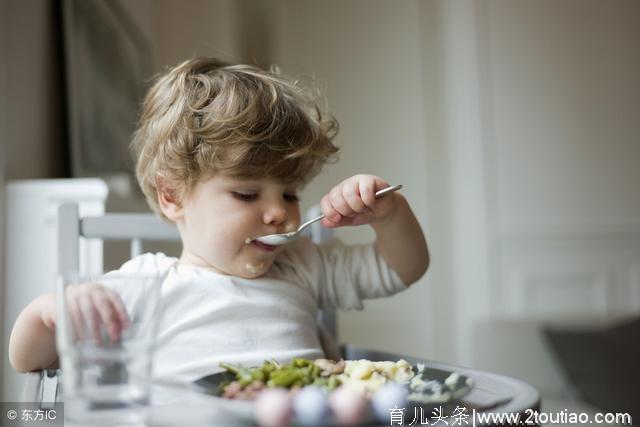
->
xmin=240 ymin=261 xmax=269 ymax=278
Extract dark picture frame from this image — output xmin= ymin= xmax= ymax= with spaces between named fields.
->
xmin=61 ymin=0 xmax=151 ymax=178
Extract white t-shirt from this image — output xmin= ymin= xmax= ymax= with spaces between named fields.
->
xmin=104 ymin=237 xmax=406 ymax=384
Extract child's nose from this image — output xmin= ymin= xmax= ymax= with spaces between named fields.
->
xmin=262 ymin=204 xmax=288 ymax=225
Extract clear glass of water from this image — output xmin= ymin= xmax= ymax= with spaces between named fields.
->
xmin=55 ymin=271 xmax=164 ymax=426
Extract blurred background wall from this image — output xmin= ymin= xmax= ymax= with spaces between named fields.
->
xmin=2 ymin=0 xmax=639 ymax=414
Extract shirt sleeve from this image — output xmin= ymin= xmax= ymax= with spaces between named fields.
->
xmin=276 ymin=237 xmax=407 ymax=311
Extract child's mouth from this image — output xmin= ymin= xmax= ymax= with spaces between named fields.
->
xmin=251 ymin=240 xmax=276 ymax=252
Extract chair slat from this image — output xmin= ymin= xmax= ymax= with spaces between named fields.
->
xmin=80 ymin=214 xmax=180 ymax=241
xmin=58 ymin=203 xmax=81 ymax=275
xmin=130 ymin=238 xmax=143 ymax=258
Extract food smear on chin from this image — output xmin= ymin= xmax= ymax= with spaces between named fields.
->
xmin=245 ymin=262 xmax=265 ymax=274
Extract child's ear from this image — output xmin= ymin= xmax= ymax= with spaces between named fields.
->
xmin=156 ymin=178 xmax=184 ymax=222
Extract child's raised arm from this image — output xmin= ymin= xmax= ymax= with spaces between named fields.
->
xmin=320 ymin=174 xmax=430 ymax=285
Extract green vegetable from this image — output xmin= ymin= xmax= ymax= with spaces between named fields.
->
xmin=328 ymin=375 xmax=340 ymax=391
xmin=219 ymin=362 xmax=265 ymax=386
xmin=219 ymin=358 xmax=342 ymax=393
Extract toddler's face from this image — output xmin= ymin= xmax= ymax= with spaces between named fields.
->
xmin=175 ymin=175 xmax=301 ymax=278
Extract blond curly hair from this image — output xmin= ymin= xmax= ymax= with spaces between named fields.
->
xmin=131 ymin=57 xmax=339 ymax=220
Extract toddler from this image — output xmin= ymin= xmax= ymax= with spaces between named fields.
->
xmin=9 ymin=57 xmax=429 ymax=383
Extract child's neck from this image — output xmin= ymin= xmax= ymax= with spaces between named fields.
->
xmin=178 ymin=250 xmax=227 ymax=275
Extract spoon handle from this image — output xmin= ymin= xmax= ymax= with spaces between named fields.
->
xmin=373 ymin=184 xmax=403 ymax=198
xmin=298 ymin=184 xmax=403 ymax=232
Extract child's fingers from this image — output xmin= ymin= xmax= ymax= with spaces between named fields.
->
xmin=342 ymin=181 xmax=366 ymax=214
xmin=104 ymin=289 xmax=131 ymax=333
xmin=321 ymin=175 xmax=393 ymax=228
xmin=105 ymin=289 xmax=131 ymax=339
xmin=328 ymin=185 xmax=356 ymax=218
xmin=359 ymin=179 xmax=378 ymax=209
xmin=320 ymin=194 xmax=341 ymax=224
xmin=65 ymin=288 xmax=85 ymax=341
xmin=77 ymin=291 xmax=103 ymax=345
xmin=90 ymin=290 xmax=126 ymax=342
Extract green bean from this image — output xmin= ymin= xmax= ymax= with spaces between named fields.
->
xmin=221 ymin=358 xmax=336 ymax=391
xmin=219 ymin=362 xmax=253 ymax=386
xmin=267 ymin=370 xmax=302 ymax=387
xmin=327 ymin=375 xmax=340 ymax=391
xmin=251 ymin=368 xmax=267 ymax=381
xmin=261 ymin=361 xmax=277 ymax=374
xmin=219 ymin=362 xmax=241 ymax=374
xmin=292 ymin=358 xmax=312 ymax=368
xmin=311 ymin=363 xmax=321 ymax=378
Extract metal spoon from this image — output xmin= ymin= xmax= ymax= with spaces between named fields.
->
xmin=249 ymin=184 xmax=403 ymax=246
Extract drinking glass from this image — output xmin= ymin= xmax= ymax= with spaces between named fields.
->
xmin=55 ymin=271 xmax=164 ymax=426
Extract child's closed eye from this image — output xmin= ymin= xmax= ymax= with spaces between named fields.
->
xmin=232 ymin=192 xmax=258 ymax=202
xmin=231 ymin=191 xmax=299 ymax=203
xmin=283 ymin=193 xmax=300 ymax=203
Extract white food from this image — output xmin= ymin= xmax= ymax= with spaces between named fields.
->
xmin=444 ymin=372 xmax=460 ymax=389
xmin=337 ymin=359 xmax=414 ymax=396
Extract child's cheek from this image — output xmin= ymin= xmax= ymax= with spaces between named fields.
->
xmin=210 ymin=219 xmax=244 ymax=245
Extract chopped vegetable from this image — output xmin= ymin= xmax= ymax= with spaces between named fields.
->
xmin=219 ymin=358 xmax=342 ymax=400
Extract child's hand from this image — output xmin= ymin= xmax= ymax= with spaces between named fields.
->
xmin=320 ymin=175 xmax=399 ymax=228
xmin=43 ymin=283 xmax=130 ymax=343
